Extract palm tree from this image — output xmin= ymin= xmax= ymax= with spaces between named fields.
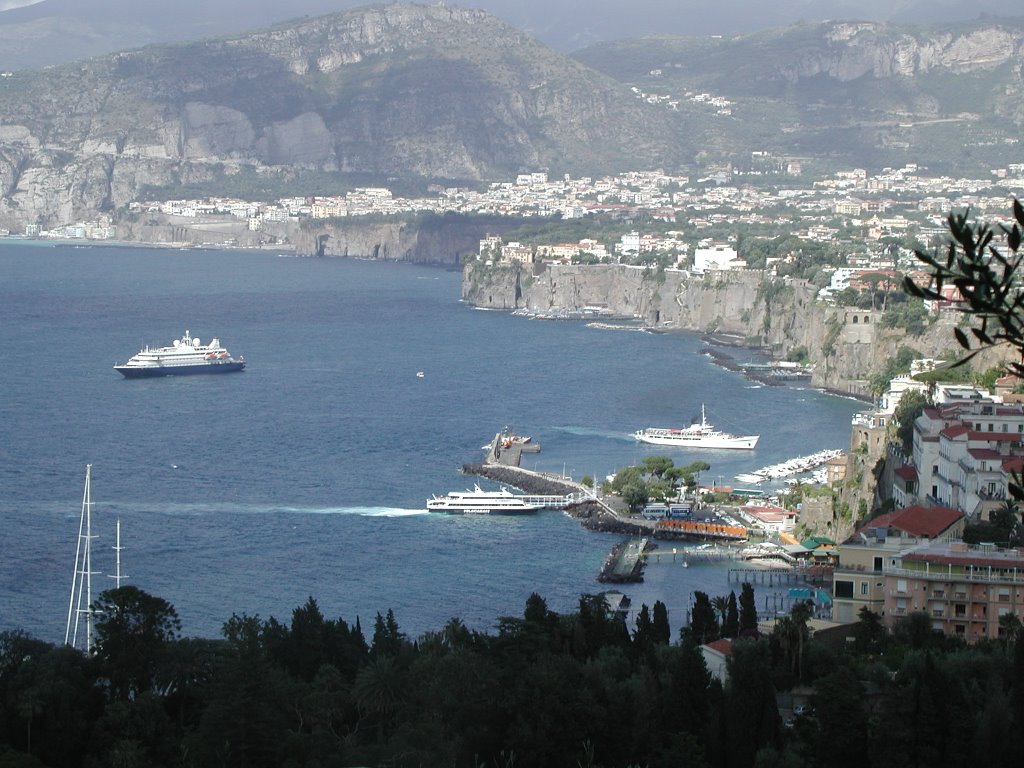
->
xmin=711 ymin=596 xmax=729 ymax=626
xmin=999 ymin=612 xmax=1022 ymax=652
xmin=352 ymin=655 xmax=403 ymax=742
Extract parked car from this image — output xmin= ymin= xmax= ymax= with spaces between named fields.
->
xmin=793 ymin=704 xmax=814 ymax=717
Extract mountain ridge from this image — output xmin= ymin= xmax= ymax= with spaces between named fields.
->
xmin=0 ymin=5 xmax=1022 ymax=230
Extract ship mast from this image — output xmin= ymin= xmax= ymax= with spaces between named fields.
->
xmin=109 ymin=519 xmax=128 ymax=590
xmin=65 ymin=464 xmax=98 ymax=653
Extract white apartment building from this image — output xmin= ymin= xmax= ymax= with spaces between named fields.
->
xmin=911 ymin=401 xmax=1024 ymax=518
xmin=692 ymin=243 xmax=743 ymax=274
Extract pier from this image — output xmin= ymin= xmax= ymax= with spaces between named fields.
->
xmin=486 ymin=430 xmax=541 ymax=467
xmin=599 ymin=538 xmax=649 ymax=583
xmin=643 ymin=544 xmax=739 ymax=563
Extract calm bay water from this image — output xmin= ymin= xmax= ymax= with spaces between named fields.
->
xmin=0 ymin=243 xmax=862 ymax=643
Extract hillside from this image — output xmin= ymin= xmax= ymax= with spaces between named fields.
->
xmin=0 ymin=3 xmax=681 ymax=229
xmin=573 ymin=18 xmax=1024 ymax=175
xmin=2 ymin=7 xmax=1023 ymax=231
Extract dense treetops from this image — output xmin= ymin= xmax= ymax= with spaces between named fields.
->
xmin=2 ymin=585 xmax=1024 ymax=767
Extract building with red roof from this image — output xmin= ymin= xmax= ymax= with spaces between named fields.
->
xmin=909 ymin=400 xmax=1024 ymax=519
xmin=831 ymin=505 xmax=964 ymax=624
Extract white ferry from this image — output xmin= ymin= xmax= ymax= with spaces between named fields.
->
xmin=634 ymin=405 xmax=759 ymax=450
xmin=427 ymin=485 xmax=543 ymax=515
xmin=114 ymin=330 xmax=245 ymax=378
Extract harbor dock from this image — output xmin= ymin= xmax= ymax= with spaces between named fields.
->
xmin=599 ymin=538 xmax=649 ymax=583
xmin=486 ymin=430 xmax=541 ymax=467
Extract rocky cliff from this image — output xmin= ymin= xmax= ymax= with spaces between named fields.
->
xmin=463 ymin=262 xmax=967 ymax=393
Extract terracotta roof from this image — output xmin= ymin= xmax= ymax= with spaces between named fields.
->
xmin=703 ymin=638 xmax=734 ymax=656
xmin=968 ymin=432 xmax=1022 ymax=442
xmin=1002 ymin=457 xmax=1024 ymax=472
xmin=940 ymin=425 xmax=970 ymax=439
xmin=967 ymin=448 xmax=1002 ymax=460
xmin=857 ymin=504 xmax=963 ymax=538
xmin=894 ymin=465 xmax=918 ymax=481
xmin=903 ymin=549 xmax=1024 ymax=570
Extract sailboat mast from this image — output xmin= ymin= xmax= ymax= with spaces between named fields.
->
xmin=65 ymin=464 xmax=97 ymax=653
xmin=110 ymin=519 xmax=127 ymax=589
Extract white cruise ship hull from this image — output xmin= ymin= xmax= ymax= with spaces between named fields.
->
xmin=634 ymin=432 xmax=759 ymax=450
xmin=427 ymin=485 xmax=542 ymax=514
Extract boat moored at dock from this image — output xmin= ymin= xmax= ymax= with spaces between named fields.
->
xmin=114 ymin=330 xmax=245 ymax=378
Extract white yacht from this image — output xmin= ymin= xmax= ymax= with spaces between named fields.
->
xmin=427 ymin=485 xmax=542 ymax=514
xmin=634 ymin=405 xmax=759 ymax=450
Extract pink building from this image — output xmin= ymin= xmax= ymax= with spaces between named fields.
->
xmin=885 ymin=541 xmax=1024 ymax=642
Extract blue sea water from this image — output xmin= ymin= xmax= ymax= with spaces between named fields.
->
xmin=0 ymin=243 xmax=862 ymax=644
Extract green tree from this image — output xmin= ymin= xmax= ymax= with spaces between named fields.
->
xmin=811 ymin=666 xmax=869 ymax=768
xmin=852 ymin=606 xmax=886 ymax=655
xmin=642 ymin=456 xmax=675 ymax=478
xmin=739 ymin=582 xmax=758 ymax=637
xmin=91 ymin=586 xmax=181 ymax=702
xmin=621 ymin=482 xmax=650 ymax=515
xmin=652 ymin=600 xmax=671 ymax=646
xmin=723 ymin=592 xmax=739 ymax=639
xmin=892 ymin=389 xmax=929 ymax=454
xmin=687 ymin=592 xmax=719 ymax=645
xmin=725 ymin=639 xmax=780 ymax=767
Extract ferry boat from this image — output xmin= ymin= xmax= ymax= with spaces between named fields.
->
xmin=114 ymin=330 xmax=245 ymax=378
xmin=634 ymin=405 xmax=759 ymax=450
xmin=427 ymin=485 xmax=543 ymax=515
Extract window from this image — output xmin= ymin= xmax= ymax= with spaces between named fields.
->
xmin=835 ymin=580 xmax=854 ymax=598
xmin=873 ymin=557 xmax=883 ymax=572
xmin=860 ymin=582 xmax=869 ymax=595
xmin=897 ymin=579 xmax=908 ymax=594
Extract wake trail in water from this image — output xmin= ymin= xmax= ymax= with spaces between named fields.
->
xmin=99 ymin=502 xmax=428 ymax=517
xmin=552 ymin=425 xmax=634 ymax=441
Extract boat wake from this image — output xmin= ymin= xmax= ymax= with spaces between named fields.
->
xmin=553 ymin=425 xmax=634 ymax=441
xmin=101 ymin=502 xmax=428 ymax=517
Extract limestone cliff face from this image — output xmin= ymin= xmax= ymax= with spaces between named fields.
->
xmin=291 ymin=215 xmax=532 ymax=264
xmin=463 ymin=262 xmax=964 ymax=393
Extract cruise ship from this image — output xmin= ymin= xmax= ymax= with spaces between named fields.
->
xmin=427 ymin=485 xmax=543 ymax=514
xmin=114 ymin=330 xmax=246 ymax=378
xmin=634 ymin=405 xmax=759 ymax=450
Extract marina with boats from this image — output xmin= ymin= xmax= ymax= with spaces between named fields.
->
xmin=734 ymin=448 xmax=845 ymax=485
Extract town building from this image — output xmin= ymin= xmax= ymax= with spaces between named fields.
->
xmin=885 ymin=541 xmax=1024 ymax=642
xmin=832 ymin=505 xmax=965 ymax=624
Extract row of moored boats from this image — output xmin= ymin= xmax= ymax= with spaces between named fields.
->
xmin=734 ymin=449 xmax=844 ymax=485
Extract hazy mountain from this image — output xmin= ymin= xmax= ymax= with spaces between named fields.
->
xmin=0 ymin=3 xmax=681 ymax=228
xmin=0 ymin=0 xmax=1021 ymax=69
xmin=574 ymin=17 xmax=1024 ymax=174
xmin=1 ymin=3 xmax=1021 ymax=230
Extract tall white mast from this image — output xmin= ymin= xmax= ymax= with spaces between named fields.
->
xmin=109 ymin=519 xmax=127 ymax=590
xmin=65 ymin=464 xmax=97 ymax=653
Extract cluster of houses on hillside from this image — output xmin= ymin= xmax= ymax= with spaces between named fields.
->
xmin=830 ymin=371 xmax=1024 ymax=642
